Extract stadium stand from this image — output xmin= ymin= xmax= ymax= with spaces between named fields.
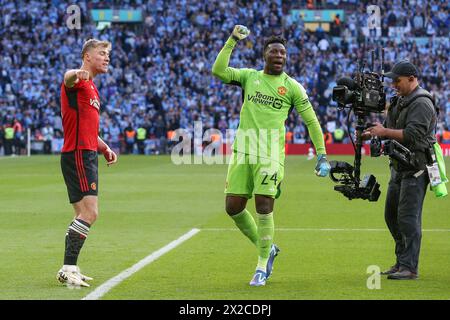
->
xmin=0 ymin=0 xmax=448 ymax=155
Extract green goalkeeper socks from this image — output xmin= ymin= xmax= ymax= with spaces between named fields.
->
xmin=231 ymin=209 xmax=258 ymax=246
xmin=256 ymin=212 xmax=274 ymax=271
xmin=230 ymin=210 xmax=275 ymax=272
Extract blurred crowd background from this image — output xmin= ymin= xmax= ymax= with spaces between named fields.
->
xmin=0 ymin=0 xmax=449 ymax=156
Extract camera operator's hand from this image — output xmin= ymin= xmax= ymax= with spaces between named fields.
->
xmin=363 ymin=123 xmax=386 ymax=138
xmin=356 ymin=131 xmax=372 ymax=141
xmin=315 ymin=154 xmax=331 ymax=177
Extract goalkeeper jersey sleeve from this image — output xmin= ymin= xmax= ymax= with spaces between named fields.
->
xmin=212 ymin=37 xmax=250 ymax=85
xmin=291 ymin=80 xmax=326 ymax=155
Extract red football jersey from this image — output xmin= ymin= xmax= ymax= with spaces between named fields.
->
xmin=60 ymin=79 xmax=100 ymax=152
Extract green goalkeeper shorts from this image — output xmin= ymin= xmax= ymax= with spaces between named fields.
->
xmin=225 ymin=152 xmax=284 ymax=199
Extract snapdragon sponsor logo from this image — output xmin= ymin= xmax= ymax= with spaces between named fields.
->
xmin=170 ymin=121 xmax=281 ymax=165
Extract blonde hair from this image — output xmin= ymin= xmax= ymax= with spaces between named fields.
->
xmin=81 ymin=39 xmax=111 ymax=60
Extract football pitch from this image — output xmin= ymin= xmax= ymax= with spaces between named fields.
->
xmin=0 ymin=155 xmax=449 ymax=300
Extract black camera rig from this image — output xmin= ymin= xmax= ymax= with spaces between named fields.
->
xmin=329 ymin=49 xmax=386 ymax=201
xmin=329 ymin=160 xmax=381 ymax=201
xmin=370 ymin=137 xmax=420 ymax=170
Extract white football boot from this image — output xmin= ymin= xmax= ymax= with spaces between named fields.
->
xmin=74 ymin=266 xmax=93 ymax=282
xmin=56 ymin=265 xmax=90 ymax=287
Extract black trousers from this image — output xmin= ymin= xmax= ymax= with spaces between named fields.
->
xmin=385 ymin=167 xmax=429 ymax=274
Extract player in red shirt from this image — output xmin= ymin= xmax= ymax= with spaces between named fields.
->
xmin=57 ymin=39 xmax=118 ymax=287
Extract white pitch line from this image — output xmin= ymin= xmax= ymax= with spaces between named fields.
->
xmin=202 ymin=227 xmax=450 ymax=232
xmin=82 ymin=228 xmax=201 ymax=300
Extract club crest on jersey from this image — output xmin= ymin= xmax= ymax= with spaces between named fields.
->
xmin=278 ymin=86 xmax=287 ymax=96
xmin=90 ymin=98 xmax=100 ymax=110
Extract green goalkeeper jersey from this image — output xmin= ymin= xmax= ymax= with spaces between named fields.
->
xmin=212 ymin=37 xmax=326 ymax=165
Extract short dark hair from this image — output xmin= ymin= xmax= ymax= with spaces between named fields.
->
xmin=263 ymin=36 xmax=287 ymax=52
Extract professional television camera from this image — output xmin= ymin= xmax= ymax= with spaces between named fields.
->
xmin=329 ymin=50 xmax=387 ymax=201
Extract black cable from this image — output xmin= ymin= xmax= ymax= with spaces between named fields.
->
xmin=346 ymin=109 xmax=357 ymax=153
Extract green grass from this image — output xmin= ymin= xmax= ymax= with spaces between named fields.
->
xmin=0 ymin=155 xmax=449 ymax=300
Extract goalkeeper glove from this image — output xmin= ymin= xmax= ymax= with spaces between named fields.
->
xmin=231 ymin=25 xmax=250 ymax=41
xmin=315 ymin=154 xmax=330 ymax=177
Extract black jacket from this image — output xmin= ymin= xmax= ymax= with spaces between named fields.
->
xmin=385 ymin=86 xmax=437 ymax=170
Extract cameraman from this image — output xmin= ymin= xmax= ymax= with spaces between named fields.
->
xmin=363 ymin=61 xmax=437 ymax=280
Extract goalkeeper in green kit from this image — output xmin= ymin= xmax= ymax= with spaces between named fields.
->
xmin=212 ymin=25 xmax=330 ymax=286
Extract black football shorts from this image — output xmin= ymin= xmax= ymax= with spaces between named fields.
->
xmin=61 ymin=150 xmax=98 ymax=203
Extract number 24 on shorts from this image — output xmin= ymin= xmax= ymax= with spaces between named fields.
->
xmin=261 ymin=172 xmax=278 ymax=185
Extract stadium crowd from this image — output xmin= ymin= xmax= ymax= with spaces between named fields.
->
xmin=0 ymin=0 xmax=449 ymax=156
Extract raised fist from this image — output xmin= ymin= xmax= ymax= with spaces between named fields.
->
xmin=75 ymin=69 xmax=90 ymax=82
xmin=232 ymin=25 xmax=250 ymax=41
